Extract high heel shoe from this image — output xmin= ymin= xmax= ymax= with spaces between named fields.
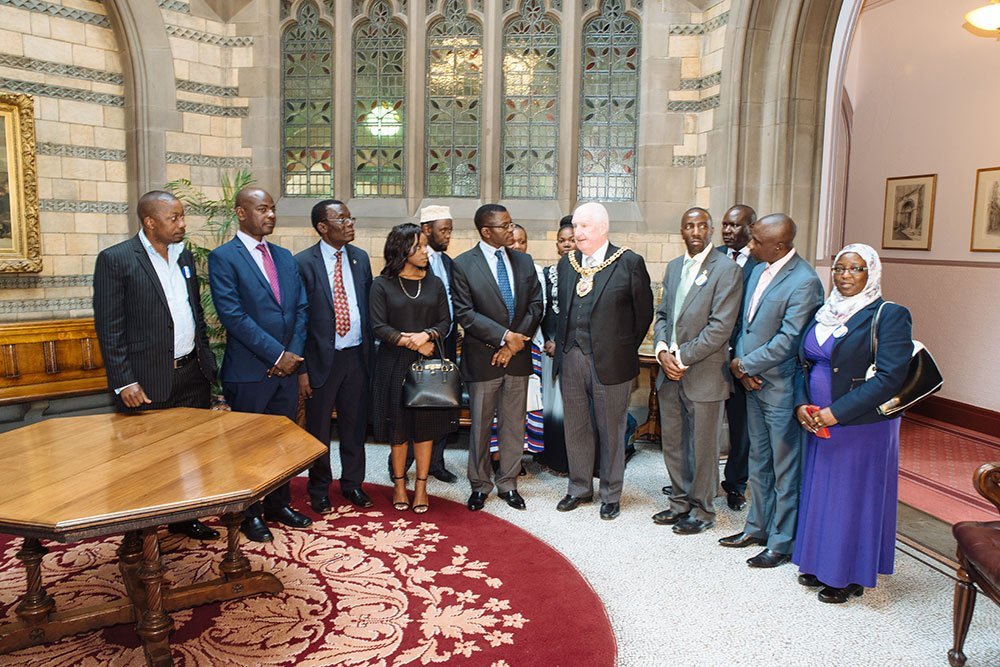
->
xmin=391 ymin=475 xmax=410 ymax=511
xmin=413 ymin=476 xmax=429 ymax=514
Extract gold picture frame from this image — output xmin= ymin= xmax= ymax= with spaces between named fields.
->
xmin=881 ymin=173 xmax=936 ymax=251
xmin=970 ymin=166 xmax=1000 ymax=252
xmin=0 ymin=93 xmax=41 ymax=273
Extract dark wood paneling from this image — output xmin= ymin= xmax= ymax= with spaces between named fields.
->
xmin=909 ymin=395 xmax=1000 ymax=439
xmin=0 ymin=319 xmax=107 ymax=405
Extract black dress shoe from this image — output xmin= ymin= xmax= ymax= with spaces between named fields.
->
xmin=240 ymin=516 xmax=273 ymax=543
xmin=310 ymin=496 xmax=333 ymax=515
xmin=652 ymin=509 xmax=689 ymax=525
xmin=498 ymin=490 xmax=526 ymax=510
xmin=747 ymin=548 xmax=791 ymax=568
xmin=798 ymin=573 xmax=824 ymax=588
xmin=467 ymin=491 xmax=488 ymax=511
xmin=168 ymin=520 xmax=220 ymax=540
xmin=430 ymin=467 xmax=458 ymax=484
xmin=672 ymin=516 xmax=714 ymax=535
xmin=818 ymin=583 xmax=864 ymax=604
xmin=599 ymin=502 xmax=620 ymax=520
xmin=718 ymin=532 xmax=768 ymax=548
xmin=264 ymin=506 xmax=313 ymax=529
xmin=661 ymin=485 xmax=673 ymax=495
xmin=726 ymin=490 xmax=747 ymax=511
xmin=556 ymin=494 xmax=593 ymax=512
xmin=343 ymin=488 xmax=374 ymax=508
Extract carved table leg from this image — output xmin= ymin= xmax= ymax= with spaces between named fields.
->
xmin=15 ymin=538 xmax=56 ymax=634
xmin=948 ymin=564 xmax=977 ymax=667
xmin=636 ymin=363 xmax=661 ymax=443
xmin=136 ymin=528 xmax=173 ymax=666
xmin=118 ymin=530 xmax=144 ymax=607
xmin=219 ymin=513 xmax=250 ymax=582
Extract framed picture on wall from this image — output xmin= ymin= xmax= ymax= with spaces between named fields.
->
xmin=0 ymin=92 xmax=41 ymax=272
xmin=881 ymin=174 xmax=936 ymax=251
xmin=970 ymin=166 xmax=1000 ymax=252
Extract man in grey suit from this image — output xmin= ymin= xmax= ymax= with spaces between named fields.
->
xmin=719 ymin=214 xmax=824 ymax=567
xmin=651 ymin=208 xmax=742 ymax=535
xmin=452 ymin=204 xmax=543 ymax=512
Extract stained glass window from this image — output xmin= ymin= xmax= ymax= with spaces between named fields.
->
xmin=353 ymin=0 xmax=406 ymax=198
xmin=578 ymin=0 xmax=639 ymax=201
xmin=501 ymin=0 xmax=559 ymax=199
xmin=282 ymin=1 xmax=334 ymax=197
xmin=425 ymin=0 xmax=483 ymax=198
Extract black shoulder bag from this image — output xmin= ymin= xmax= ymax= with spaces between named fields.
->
xmin=866 ymin=301 xmax=943 ymax=417
xmin=402 ymin=338 xmax=462 ymax=409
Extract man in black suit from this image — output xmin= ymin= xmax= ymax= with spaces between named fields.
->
xmin=93 ymin=190 xmax=223 ymax=541
xmin=553 ymin=202 xmax=653 ymax=520
xmin=718 ymin=204 xmax=758 ymax=511
xmin=296 ymin=200 xmax=374 ymax=513
xmin=452 ymin=204 xmax=543 ymax=512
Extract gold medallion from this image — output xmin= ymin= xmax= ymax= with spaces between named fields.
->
xmin=567 ymin=247 xmax=630 ymax=299
xmin=576 ymin=276 xmax=594 ymax=297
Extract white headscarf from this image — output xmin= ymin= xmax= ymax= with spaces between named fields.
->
xmin=814 ymin=243 xmax=882 ymax=327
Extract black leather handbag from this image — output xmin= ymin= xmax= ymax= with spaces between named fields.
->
xmin=402 ymin=338 xmax=461 ymax=409
xmin=866 ymin=301 xmax=943 ymax=417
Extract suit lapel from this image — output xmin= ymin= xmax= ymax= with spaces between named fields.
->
xmin=833 ymin=301 xmax=879 ymax=353
xmin=677 ymin=251 xmax=717 ymax=319
xmin=311 ymin=243 xmax=335 ymax=309
xmin=131 ymin=235 xmax=170 ymax=311
xmin=234 ymin=238 xmax=279 ymax=305
xmin=590 ymin=244 xmax=621 ymax=305
xmin=664 ymin=256 xmax=682 ymax=317
xmin=178 ymin=249 xmax=200 ymax=315
xmin=346 ymin=244 xmax=367 ymax=322
xmin=471 ymin=245 xmax=506 ymax=308
xmin=755 ymin=254 xmax=799 ymax=307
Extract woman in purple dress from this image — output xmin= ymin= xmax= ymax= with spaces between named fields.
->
xmin=792 ymin=243 xmax=912 ymax=603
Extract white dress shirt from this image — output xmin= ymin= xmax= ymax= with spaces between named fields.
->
xmin=117 ymin=231 xmax=196 ymax=394
xmin=725 ymin=245 xmax=751 ymax=267
xmin=320 ymin=240 xmax=362 ymax=349
xmin=478 ymin=240 xmax=516 ymax=301
xmin=583 ymin=239 xmax=610 ymax=267
xmin=746 ymin=247 xmax=797 ymax=322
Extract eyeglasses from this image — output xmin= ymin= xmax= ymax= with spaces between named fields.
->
xmin=484 ymin=222 xmax=514 ymax=230
xmin=326 ymin=216 xmax=356 ymax=226
xmin=831 ymin=266 xmax=867 ymax=275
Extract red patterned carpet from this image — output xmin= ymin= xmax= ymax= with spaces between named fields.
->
xmin=0 ymin=479 xmax=615 ymax=666
xmin=899 ymin=414 xmax=1000 ymax=524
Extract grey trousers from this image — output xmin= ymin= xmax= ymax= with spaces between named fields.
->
xmin=743 ymin=391 xmax=803 ymax=555
xmin=658 ymin=379 xmax=724 ymax=522
xmin=560 ymin=347 xmax=632 ymax=504
xmin=467 ymin=374 xmax=529 ymax=494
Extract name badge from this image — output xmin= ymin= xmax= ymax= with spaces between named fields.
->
xmin=182 ymin=265 xmax=192 ymax=279
xmin=694 ymin=271 xmax=708 ymax=287
xmin=833 ymin=325 xmax=849 ymax=338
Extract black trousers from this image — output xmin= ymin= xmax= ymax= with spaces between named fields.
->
xmin=121 ymin=356 xmax=211 ymax=412
xmin=304 ymin=346 xmax=368 ymax=500
xmin=224 ymin=374 xmax=298 ymax=517
xmin=722 ymin=380 xmax=750 ymax=494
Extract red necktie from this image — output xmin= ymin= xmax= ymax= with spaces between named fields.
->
xmin=256 ymin=243 xmax=281 ymax=304
xmin=333 ymin=250 xmax=351 ymax=336
xmin=732 ymin=249 xmax=739 ymax=260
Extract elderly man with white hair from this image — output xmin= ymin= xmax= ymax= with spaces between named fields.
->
xmin=551 ymin=202 xmax=653 ymax=519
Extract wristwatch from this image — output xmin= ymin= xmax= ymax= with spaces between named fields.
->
xmin=734 ymin=358 xmax=748 ymax=377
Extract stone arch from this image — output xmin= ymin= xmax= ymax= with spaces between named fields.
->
xmin=103 ymin=0 xmax=180 ymax=220
xmin=709 ymin=0 xmax=844 ymax=262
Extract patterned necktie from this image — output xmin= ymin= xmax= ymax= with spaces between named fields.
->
xmin=672 ymin=258 xmax=697 ymax=345
xmin=495 ymin=249 xmax=515 ymax=325
xmin=333 ymin=249 xmax=351 ymax=337
xmin=732 ymin=249 xmax=740 ymax=261
xmin=256 ymin=243 xmax=281 ymax=304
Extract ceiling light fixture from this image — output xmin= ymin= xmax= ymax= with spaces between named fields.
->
xmin=965 ymin=1 xmax=1000 ymax=31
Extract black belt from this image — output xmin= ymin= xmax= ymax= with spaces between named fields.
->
xmin=173 ymin=351 xmax=197 ymax=369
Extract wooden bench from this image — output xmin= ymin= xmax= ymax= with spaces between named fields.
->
xmin=0 ymin=319 xmax=108 ymax=407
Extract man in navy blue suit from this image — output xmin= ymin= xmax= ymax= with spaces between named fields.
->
xmin=718 ymin=204 xmax=758 ymax=512
xmin=296 ymin=200 xmax=374 ymax=513
xmin=209 ymin=187 xmax=312 ymax=543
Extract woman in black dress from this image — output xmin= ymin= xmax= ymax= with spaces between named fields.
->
xmin=370 ymin=223 xmax=457 ymax=513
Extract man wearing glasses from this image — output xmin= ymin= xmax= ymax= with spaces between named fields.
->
xmin=452 ymin=204 xmax=543 ymax=512
xmin=296 ymin=200 xmax=375 ymax=513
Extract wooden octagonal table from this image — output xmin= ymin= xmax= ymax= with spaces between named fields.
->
xmin=0 ymin=408 xmax=325 ymax=666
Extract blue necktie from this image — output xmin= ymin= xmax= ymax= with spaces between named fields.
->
xmin=495 ymin=249 xmax=515 ymax=324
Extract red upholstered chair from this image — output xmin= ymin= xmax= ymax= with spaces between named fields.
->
xmin=949 ymin=462 xmax=1000 ymax=667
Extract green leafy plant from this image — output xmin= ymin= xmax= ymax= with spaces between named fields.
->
xmin=165 ymin=169 xmax=255 ymax=373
